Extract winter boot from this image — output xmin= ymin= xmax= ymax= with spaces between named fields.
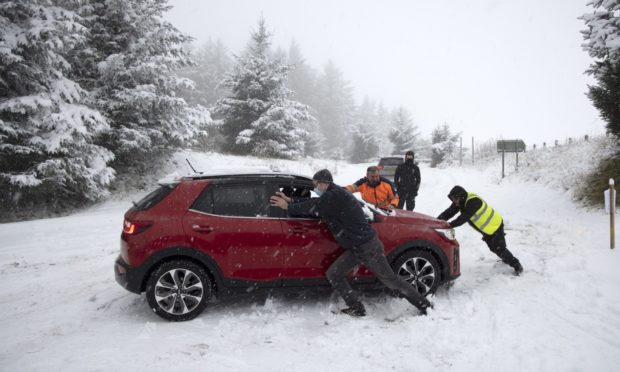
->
xmin=512 ymin=260 xmax=524 ymax=276
xmin=406 ymin=296 xmax=433 ymax=315
xmin=418 ymin=298 xmax=433 ymax=315
xmin=340 ymin=302 xmax=366 ymax=317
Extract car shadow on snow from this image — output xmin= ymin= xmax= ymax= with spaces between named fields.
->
xmin=116 ymin=286 xmax=450 ymax=322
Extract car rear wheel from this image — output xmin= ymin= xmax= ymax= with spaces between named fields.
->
xmin=392 ymin=250 xmax=440 ymax=297
xmin=145 ymin=260 xmax=212 ymax=321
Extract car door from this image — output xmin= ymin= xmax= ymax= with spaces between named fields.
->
xmin=275 ymin=181 xmax=343 ymax=286
xmin=183 ymin=180 xmax=284 ymax=287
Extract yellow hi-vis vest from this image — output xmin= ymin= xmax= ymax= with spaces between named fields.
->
xmin=466 ymin=192 xmax=503 ymax=235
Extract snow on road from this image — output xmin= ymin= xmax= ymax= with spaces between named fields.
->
xmin=1 ymin=152 xmax=619 ymax=372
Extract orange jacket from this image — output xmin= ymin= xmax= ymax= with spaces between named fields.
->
xmin=346 ymin=177 xmax=399 ymax=209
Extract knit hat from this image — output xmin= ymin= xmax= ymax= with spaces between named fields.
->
xmin=312 ymin=169 xmax=333 ymax=183
xmin=405 ymin=150 xmax=414 ymax=157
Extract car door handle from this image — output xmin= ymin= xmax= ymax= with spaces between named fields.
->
xmin=192 ymin=224 xmax=214 ymax=233
xmin=288 ymin=227 xmax=308 ymax=234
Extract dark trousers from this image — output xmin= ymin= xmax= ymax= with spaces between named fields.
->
xmin=326 ymin=236 xmax=428 ymax=309
xmin=482 ymin=224 xmax=520 ymax=267
xmin=397 ymin=193 xmax=416 ymax=211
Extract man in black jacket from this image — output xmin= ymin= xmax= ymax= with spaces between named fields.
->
xmin=437 ymin=185 xmax=523 ymax=275
xmin=394 ymin=150 xmax=421 ymax=211
xmin=270 ymin=169 xmax=432 ymax=317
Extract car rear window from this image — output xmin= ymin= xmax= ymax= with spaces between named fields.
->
xmin=379 ymin=158 xmax=403 ymax=166
xmin=130 ymin=184 xmax=177 ymax=211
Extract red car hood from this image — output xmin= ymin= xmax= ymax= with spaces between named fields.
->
xmin=388 ymin=209 xmax=451 ymax=229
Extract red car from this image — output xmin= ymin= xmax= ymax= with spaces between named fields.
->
xmin=114 ymin=172 xmax=460 ymax=321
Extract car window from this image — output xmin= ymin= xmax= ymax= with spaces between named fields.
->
xmin=192 ymin=183 xmax=274 ymax=217
xmin=279 ymin=185 xmax=312 ymax=199
xmin=278 ymin=184 xmax=318 ymax=219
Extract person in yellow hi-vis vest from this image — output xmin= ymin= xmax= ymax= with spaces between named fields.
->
xmin=437 ymin=185 xmax=523 ymax=275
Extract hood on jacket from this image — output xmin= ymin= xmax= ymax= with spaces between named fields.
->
xmin=404 ymin=150 xmax=415 ymax=164
xmin=448 ymin=185 xmax=467 ymax=204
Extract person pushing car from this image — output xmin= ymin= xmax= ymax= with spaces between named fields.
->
xmin=437 ymin=185 xmax=523 ymax=275
xmin=270 ymin=169 xmax=432 ymax=317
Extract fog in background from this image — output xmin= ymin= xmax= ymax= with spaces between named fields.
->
xmin=165 ymin=0 xmax=603 ymax=146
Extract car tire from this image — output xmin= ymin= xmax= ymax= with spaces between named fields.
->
xmin=145 ymin=260 xmax=212 ymax=321
xmin=392 ymin=250 xmax=440 ymax=297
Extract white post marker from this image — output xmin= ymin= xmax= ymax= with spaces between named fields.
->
xmin=610 ymin=179 xmax=616 ymax=249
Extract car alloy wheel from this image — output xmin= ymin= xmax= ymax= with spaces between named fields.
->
xmin=154 ymin=268 xmax=204 ymax=315
xmin=393 ymin=250 xmax=440 ymax=296
xmin=146 ymin=260 xmax=212 ymax=321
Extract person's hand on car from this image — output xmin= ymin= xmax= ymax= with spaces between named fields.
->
xmin=274 ymin=191 xmax=292 ymax=203
xmin=270 ymin=195 xmax=289 ymax=210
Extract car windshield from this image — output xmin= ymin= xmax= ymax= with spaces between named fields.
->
xmin=352 ymin=194 xmax=390 ymax=220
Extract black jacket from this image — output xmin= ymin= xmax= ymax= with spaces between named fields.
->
xmin=287 ymin=183 xmax=376 ymax=248
xmin=394 ymin=161 xmax=421 ymax=196
xmin=437 ymin=197 xmax=490 ymax=235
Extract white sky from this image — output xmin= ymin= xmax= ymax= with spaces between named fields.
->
xmin=165 ymin=0 xmax=604 ymax=146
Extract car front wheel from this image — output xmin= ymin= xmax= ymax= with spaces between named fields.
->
xmin=392 ymin=250 xmax=440 ymax=297
xmin=145 ymin=260 xmax=212 ymax=321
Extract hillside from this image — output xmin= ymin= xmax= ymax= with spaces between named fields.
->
xmin=456 ymin=135 xmax=619 ymax=204
xmin=0 ymin=150 xmax=619 ymax=371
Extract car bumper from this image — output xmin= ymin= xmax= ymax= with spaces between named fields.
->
xmin=114 ymin=255 xmax=143 ymax=294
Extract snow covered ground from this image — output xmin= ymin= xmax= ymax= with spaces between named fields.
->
xmin=1 ymin=146 xmax=619 ymax=372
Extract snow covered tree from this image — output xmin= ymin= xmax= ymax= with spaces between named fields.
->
xmin=0 ymin=0 xmax=115 ymax=218
xmin=581 ymin=0 xmax=620 ymax=73
xmin=216 ymin=17 xmax=312 ymax=158
xmin=286 ymin=40 xmax=324 ymax=156
xmin=349 ymin=124 xmax=380 ymax=163
xmin=389 ymin=107 xmax=419 ymax=155
xmin=180 ymin=38 xmax=232 ymax=108
xmin=299 ymin=119 xmax=325 ymax=157
xmin=313 ymin=60 xmax=356 ymax=155
xmin=581 ymin=0 xmax=620 ymax=139
xmin=348 ymin=97 xmax=380 ymax=162
xmin=430 ymin=123 xmax=460 ymax=168
xmin=287 ymin=40 xmax=317 ymax=106
xmin=415 ymin=137 xmax=433 ymax=162
xmin=588 ymin=62 xmax=620 ymax=139
xmin=176 ymin=38 xmax=231 ymax=152
xmin=82 ymin=0 xmax=211 ymax=175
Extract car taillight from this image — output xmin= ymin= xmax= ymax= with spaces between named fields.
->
xmin=123 ymin=219 xmax=153 ymax=235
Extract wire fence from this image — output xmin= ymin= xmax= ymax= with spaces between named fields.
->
xmin=457 ymin=133 xmax=604 ymax=166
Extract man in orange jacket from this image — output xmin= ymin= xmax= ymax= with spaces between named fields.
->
xmin=346 ymin=166 xmax=399 ymax=210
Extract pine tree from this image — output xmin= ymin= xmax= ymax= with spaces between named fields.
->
xmin=83 ymin=0 xmax=211 ymax=175
xmin=374 ymin=102 xmax=390 ymax=153
xmin=430 ymin=123 xmax=460 ymax=168
xmin=588 ymin=62 xmax=620 ymax=138
xmin=286 ymin=40 xmax=324 ymax=156
xmin=581 ymin=0 xmax=620 ymax=139
xmin=0 ymin=0 xmax=115 ymax=219
xmin=287 ymin=39 xmax=317 ymax=106
xmin=349 ymin=97 xmax=380 ymax=162
xmin=313 ymin=60 xmax=356 ymax=154
xmin=388 ymin=107 xmax=419 ymax=155
xmin=349 ymin=123 xmax=380 ymax=163
xmin=216 ymin=17 xmax=312 ymax=159
xmin=181 ymin=38 xmax=232 ymax=108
